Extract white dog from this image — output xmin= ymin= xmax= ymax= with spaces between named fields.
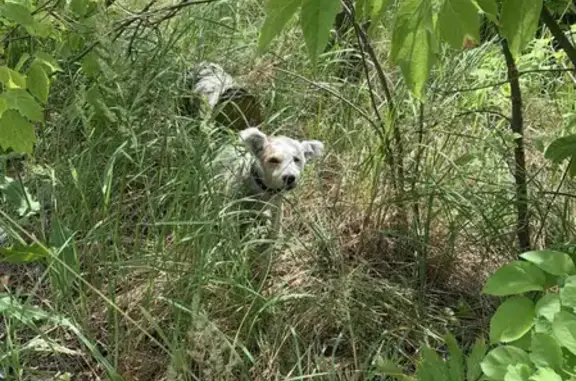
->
xmin=212 ymin=127 xmax=324 ymax=238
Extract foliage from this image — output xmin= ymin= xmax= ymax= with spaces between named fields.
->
xmin=480 ymin=250 xmax=576 ymax=380
xmin=372 ymin=334 xmax=487 ymax=381
xmin=258 ymin=0 xmax=545 ymax=98
xmin=545 ymin=134 xmax=576 ymax=178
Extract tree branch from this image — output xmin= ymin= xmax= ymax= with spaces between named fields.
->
xmin=540 ymin=6 xmax=576 ymax=69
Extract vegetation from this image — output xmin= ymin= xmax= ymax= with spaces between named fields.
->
xmin=1 ymin=0 xmax=576 ymax=378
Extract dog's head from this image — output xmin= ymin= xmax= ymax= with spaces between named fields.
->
xmin=240 ymin=127 xmax=324 ymax=193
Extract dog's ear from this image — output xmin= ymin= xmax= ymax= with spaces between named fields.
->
xmin=301 ymin=140 xmax=324 ymax=160
xmin=240 ymin=127 xmax=267 ymax=155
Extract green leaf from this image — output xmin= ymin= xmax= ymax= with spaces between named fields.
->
xmin=0 ymin=175 xmax=40 ymax=216
xmin=34 ymin=52 xmax=60 ymax=74
xmin=467 ymin=337 xmax=487 ymax=381
xmin=0 ymin=109 xmax=36 ymax=154
xmin=0 ymin=66 xmax=26 ymax=89
xmin=0 ymin=243 xmax=50 ymax=264
xmin=503 ymin=363 xmax=533 ymax=381
xmin=0 ymin=294 xmax=51 ymax=325
xmin=444 ymin=333 xmax=464 ymax=381
xmin=70 ymin=0 xmax=88 ymax=17
xmin=561 ymin=282 xmax=576 ymax=309
xmin=535 ymin=294 xmax=561 ymax=322
xmin=481 ymin=346 xmax=531 ymax=381
xmin=81 ymin=52 xmax=102 ymax=78
xmin=300 ymin=0 xmax=342 ymax=66
xmin=438 ymin=0 xmax=480 ymax=49
xmin=490 ymin=296 xmax=535 ymax=344
xmin=1 ymin=89 xmax=43 ymax=122
xmin=26 ymin=62 xmax=49 ymax=104
xmin=258 ymin=0 xmax=301 ymax=52
xmin=417 ymin=346 xmax=450 ymax=381
xmin=544 ymin=134 xmax=576 ymax=163
xmin=529 ymin=333 xmax=563 ymax=372
xmin=0 ymin=2 xmax=33 ymax=27
xmin=499 ymin=0 xmax=543 ymax=58
xmin=368 ymin=0 xmax=393 ymax=35
xmin=552 ymin=311 xmax=576 ymax=355
xmin=474 ymin=0 xmax=498 ymax=24
xmin=509 ymin=331 xmax=532 ymax=350
xmin=390 ymin=0 xmax=435 ymax=99
xmin=482 ymin=261 xmax=546 ymax=296
xmin=530 ymin=368 xmax=562 ymax=381
xmin=520 ymin=250 xmax=576 ymax=276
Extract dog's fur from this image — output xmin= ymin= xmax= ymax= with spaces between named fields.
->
xmin=212 ymin=127 xmax=324 ymax=238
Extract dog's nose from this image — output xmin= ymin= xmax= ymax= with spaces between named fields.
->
xmin=283 ymin=175 xmax=296 ymax=186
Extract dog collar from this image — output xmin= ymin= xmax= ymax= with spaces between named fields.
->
xmin=250 ymin=166 xmax=284 ymax=194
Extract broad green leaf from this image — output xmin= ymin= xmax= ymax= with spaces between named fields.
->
xmin=0 ymin=243 xmax=49 ymax=264
xmin=416 ymin=346 xmax=449 ymax=381
xmin=474 ymin=0 xmax=498 ymax=24
xmin=535 ymin=294 xmax=561 ymax=322
xmin=27 ymin=62 xmax=49 ymax=104
xmin=535 ymin=317 xmax=553 ymax=335
xmin=81 ymin=52 xmax=102 ymax=78
xmin=300 ymin=0 xmax=342 ymax=66
xmin=544 ymin=134 xmax=576 ymax=163
xmin=467 ymin=337 xmax=487 ymax=381
xmin=530 ymin=368 xmax=562 ymax=381
xmin=444 ymin=333 xmax=464 ymax=381
xmin=438 ymin=0 xmax=480 ymax=49
xmin=482 ymin=261 xmax=546 ymax=296
xmin=34 ymin=52 xmax=60 ymax=74
xmin=504 ymin=363 xmax=532 ymax=381
xmin=258 ymin=0 xmax=301 ymax=52
xmin=552 ymin=311 xmax=576 ymax=355
xmin=561 ymin=282 xmax=576 ymax=309
xmin=0 ymin=2 xmax=33 ymax=27
xmin=390 ymin=0 xmax=435 ymax=99
xmin=500 ymin=0 xmax=543 ymax=58
xmin=368 ymin=0 xmax=393 ymax=35
xmin=0 ymin=175 xmax=40 ymax=216
xmin=509 ymin=331 xmax=532 ymax=350
xmin=5 ymin=0 xmax=34 ymax=11
xmin=529 ymin=333 xmax=563 ymax=372
xmin=0 ymin=66 xmax=26 ymax=89
xmin=490 ymin=296 xmax=535 ymax=344
xmin=70 ymin=0 xmax=88 ymax=17
xmin=1 ymin=89 xmax=43 ymax=122
xmin=0 ymin=109 xmax=36 ymax=154
xmin=520 ymin=250 xmax=576 ymax=276
xmin=481 ymin=346 xmax=530 ymax=381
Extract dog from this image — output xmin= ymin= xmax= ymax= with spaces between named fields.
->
xmin=212 ymin=127 xmax=324 ymax=239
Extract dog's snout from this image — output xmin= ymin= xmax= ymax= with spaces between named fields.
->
xmin=283 ymin=174 xmax=296 ymax=186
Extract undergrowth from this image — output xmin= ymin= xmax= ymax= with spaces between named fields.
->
xmin=0 ymin=0 xmax=575 ymax=379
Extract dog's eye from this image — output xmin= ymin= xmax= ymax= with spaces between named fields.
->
xmin=293 ymin=157 xmax=301 ymax=163
xmin=268 ymin=157 xmax=281 ymax=164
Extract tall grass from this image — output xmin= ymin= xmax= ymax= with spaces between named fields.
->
xmin=1 ymin=0 xmax=575 ymax=379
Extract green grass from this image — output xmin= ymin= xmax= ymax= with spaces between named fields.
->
xmin=1 ymin=0 xmax=576 ymax=379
